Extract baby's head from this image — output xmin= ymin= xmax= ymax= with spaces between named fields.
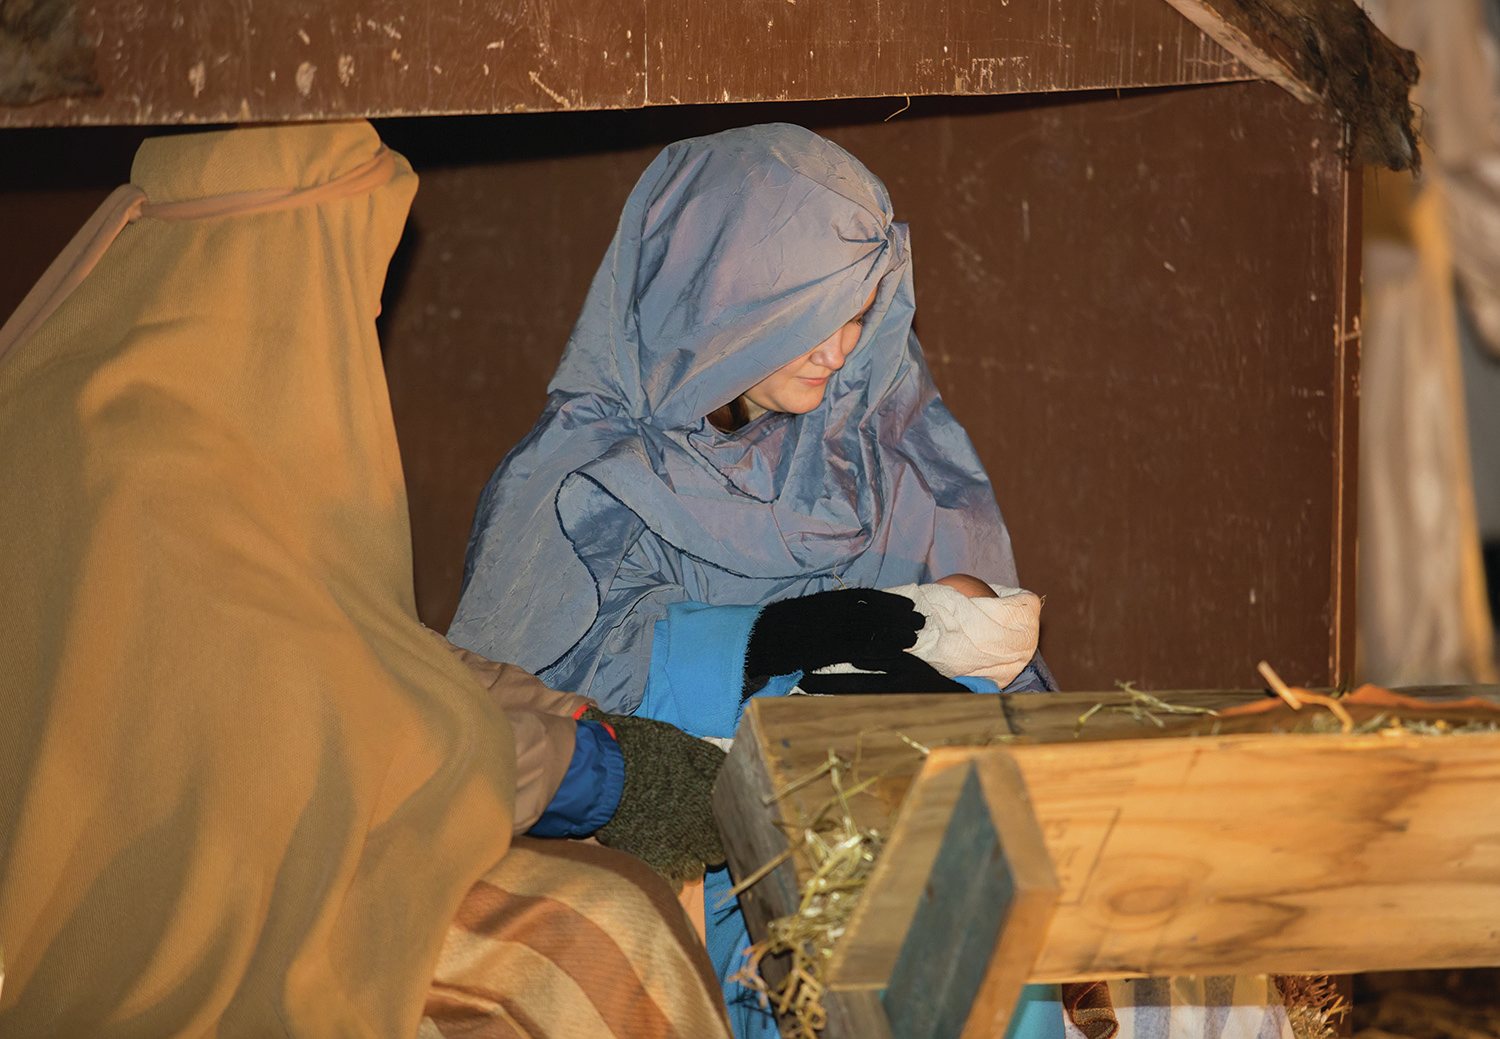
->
xmin=934 ymin=573 xmax=997 ymax=599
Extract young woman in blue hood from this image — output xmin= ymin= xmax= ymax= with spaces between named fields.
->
xmin=450 ymin=122 xmax=1058 ymax=1038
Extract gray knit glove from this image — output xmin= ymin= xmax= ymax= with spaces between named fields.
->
xmin=582 ymin=707 xmax=727 ymax=888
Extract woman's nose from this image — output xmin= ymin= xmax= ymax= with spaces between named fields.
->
xmin=810 ymin=327 xmax=856 ymax=370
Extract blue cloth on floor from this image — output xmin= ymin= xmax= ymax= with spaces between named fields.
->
xmin=1010 ymin=985 xmax=1066 ymax=1039
xmin=706 ymin=864 xmax=780 ymax=1039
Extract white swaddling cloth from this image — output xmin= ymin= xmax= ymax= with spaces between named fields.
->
xmin=817 ymin=581 xmax=1042 ymax=686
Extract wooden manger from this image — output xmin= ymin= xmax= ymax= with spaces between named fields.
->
xmin=713 ymin=687 xmax=1500 ymax=1037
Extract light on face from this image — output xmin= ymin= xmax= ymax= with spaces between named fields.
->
xmin=741 ymin=288 xmax=879 ymax=415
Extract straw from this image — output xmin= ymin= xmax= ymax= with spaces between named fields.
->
xmin=1075 ymin=681 xmax=1221 ymax=735
xmin=729 ymin=752 xmax=897 ymax=1038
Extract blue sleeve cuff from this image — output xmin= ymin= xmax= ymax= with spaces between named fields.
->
xmin=637 ymin=601 xmax=800 ymax=739
xmin=528 ymin=719 xmax=625 ymax=838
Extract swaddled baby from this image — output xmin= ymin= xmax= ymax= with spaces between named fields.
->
xmin=808 ymin=573 xmax=1042 ymax=689
xmin=702 ymin=575 xmax=1041 ymax=751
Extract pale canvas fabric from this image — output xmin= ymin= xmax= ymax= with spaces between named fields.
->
xmin=1357 ymin=0 xmax=1498 ymax=685
xmin=1373 ymin=0 xmax=1500 ymax=361
xmin=0 ymin=122 xmax=528 ymax=1037
xmin=1061 ymin=977 xmax=1291 ymax=1039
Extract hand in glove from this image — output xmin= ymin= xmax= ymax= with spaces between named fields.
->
xmin=744 ymin=588 xmax=923 ymax=691
xmin=795 ymin=651 xmax=969 ymax=694
xmin=581 ymin=707 xmax=727 ymax=889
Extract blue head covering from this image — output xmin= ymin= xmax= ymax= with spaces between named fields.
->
xmin=449 ymin=123 xmax=1020 ymax=707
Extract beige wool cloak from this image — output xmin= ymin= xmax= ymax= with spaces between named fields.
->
xmin=0 ymin=122 xmax=579 ymax=1037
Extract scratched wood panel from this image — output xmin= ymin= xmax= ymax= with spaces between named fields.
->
xmin=0 ymin=0 xmax=1252 ymax=127
xmin=833 ymin=82 xmax=1357 ymax=690
xmin=716 ymin=692 xmax=1500 ymax=986
xmin=1 ymin=0 xmax=644 ymax=127
xmin=1022 ymin=732 xmax=1500 ymax=979
xmin=0 ymin=83 xmax=1355 ymax=692
xmin=369 ymin=85 xmax=1356 ymax=691
xmin=646 ymin=0 xmax=1250 ymax=106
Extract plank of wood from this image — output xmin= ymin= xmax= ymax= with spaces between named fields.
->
xmin=1023 ymin=729 xmax=1500 ymax=979
xmin=822 ymin=990 xmax=893 ymax=1039
xmin=882 ymin=761 xmax=1012 ymax=1038
xmin=829 ymin=751 xmax=1056 ymax=988
xmin=1159 ymin=0 xmax=1319 ymax=104
xmin=825 ymin=749 xmax=1058 ymax=1039
xmin=2 ymin=0 xmax=646 ymax=127
xmin=959 ymin=752 xmax=1061 ymax=1039
xmin=715 ymin=690 xmax=1500 ymax=994
xmin=645 ymin=0 xmax=1249 ymax=108
xmin=0 ymin=0 xmax=1252 ymax=127
xmin=710 ymin=708 xmax=802 ymax=996
xmin=1159 ymin=0 xmax=1418 ymax=169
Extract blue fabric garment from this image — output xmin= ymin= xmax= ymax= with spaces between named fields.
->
xmin=706 ymin=865 xmax=779 ymax=1038
xmin=1003 ymin=658 xmax=1053 ymax=694
xmin=641 ymin=601 xmax=801 ymax=738
xmin=1010 ymin=985 xmax=1066 ymax=1039
xmin=527 ymin=720 xmax=624 ymax=838
xmin=449 ymin=123 xmax=1034 ymax=714
xmin=636 ymin=601 xmax=797 ymax=1038
xmin=447 ymin=123 xmax=1057 ymax=1038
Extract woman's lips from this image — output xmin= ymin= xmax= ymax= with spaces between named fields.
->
xmin=796 ymin=375 xmax=829 ymax=385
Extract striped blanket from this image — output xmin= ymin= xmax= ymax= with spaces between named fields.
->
xmin=422 ymin=839 xmax=731 ymax=1039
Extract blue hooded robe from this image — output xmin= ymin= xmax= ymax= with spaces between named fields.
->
xmin=450 ymin=123 xmax=1058 ymax=1038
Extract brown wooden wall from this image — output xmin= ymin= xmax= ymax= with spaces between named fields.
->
xmin=1 ymin=0 xmax=1249 ymax=126
xmin=0 ymin=81 xmax=1358 ymax=691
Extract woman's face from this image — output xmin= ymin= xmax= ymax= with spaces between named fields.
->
xmin=743 ymin=289 xmax=879 ymax=415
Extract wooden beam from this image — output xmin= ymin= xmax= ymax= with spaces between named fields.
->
xmin=1017 ymin=726 xmax=1500 ymax=979
xmin=714 ymin=687 xmax=1500 ymax=1021
xmin=1157 ymin=0 xmax=1419 ymax=169
xmin=827 ymin=750 xmax=1059 ymax=1039
xmin=1158 ymin=0 xmax=1319 ymax=105
xmin=0 ymin=0 xmax=1254 ymax=127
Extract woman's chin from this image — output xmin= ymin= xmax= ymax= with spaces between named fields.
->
xmin=747 ymin=385 xmax=827 ymax=415
xmin=789 ymin=387 xmax=829 ymax=414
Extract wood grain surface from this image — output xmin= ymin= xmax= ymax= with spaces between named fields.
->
xmin=823 ymin=750 xmax=1059 ymax=1039
xmin=0 ymin=84 xmax=1360 ymax=693
xmin=0 ymin=0 xmax=1251 ymax=126
xmin=716 ymin=691 xmax=1500 ymax=985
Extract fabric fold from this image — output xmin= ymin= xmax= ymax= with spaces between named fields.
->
xmin=450 ymin=124 xmax=1025 ymax=708
xmin=0 ymin=121 xmax=517 ymax=1038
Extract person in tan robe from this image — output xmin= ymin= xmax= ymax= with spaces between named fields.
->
xmin=0 ymin=120 xmax=728 ymax=1039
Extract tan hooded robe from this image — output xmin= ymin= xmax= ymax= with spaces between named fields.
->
xmin=0 ymin=121 xmax=594 ymax=1037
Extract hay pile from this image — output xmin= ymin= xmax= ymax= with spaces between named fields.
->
xmin=729 ymin=752 xmax=886 ymax=1038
